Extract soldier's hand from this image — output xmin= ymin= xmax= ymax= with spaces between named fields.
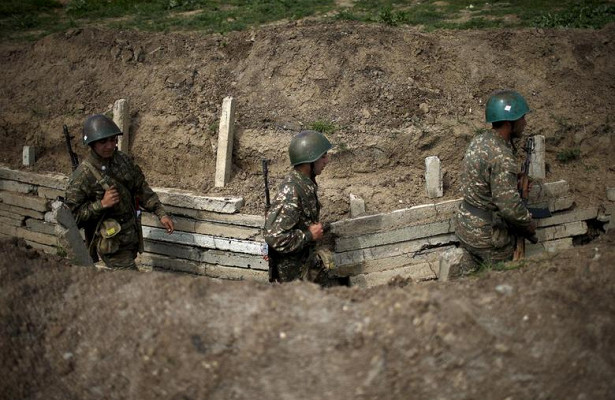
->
xmin=309 ymin=223 xmax=324 ymax=241
xmin=160 ymin=216 xmax=174 ymax=234
xmin=101 ymin=186 xmax=120 ymax=208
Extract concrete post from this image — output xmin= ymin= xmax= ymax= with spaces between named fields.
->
xmin=438 ymin=248 xmax=465 ymax=281
xmin=22 ymin=146 xmax=36 ymax=166
xmin=529 ymin=135 xmax=545 ymax=180
xmin=54 ymin=203 xmax=94 ymax=267
xmin=425 ymin=156 xmax=443 ymax=198
xmin=349 ymin=193 xmax=366 ymax=218
xmin=215 ymin=96 xmax=236 ymax=188
xmin=113 ymin=99 xmax=130 ymax=153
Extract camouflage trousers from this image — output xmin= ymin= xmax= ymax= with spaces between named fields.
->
xmin=275 ymin=251 xmax=332 ymax=286
xmin=450 ymin=238 xmax=515 ymax=278
xmin=97 ymin=225 xmax=139 ymax=270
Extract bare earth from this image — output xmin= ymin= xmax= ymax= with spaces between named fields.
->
xmin=1 ymin=20 xmax=614 ymax=399
xmin=1 ymin=231 xmax=614 ymax=399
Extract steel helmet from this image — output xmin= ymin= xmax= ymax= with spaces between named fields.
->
xmin=288 ymin=130 xmax=332 ymax=166
xmin=83 ymin=114 xmax=122 ymax=146
xmin=485 ymin=90 xmax=530 ymax=123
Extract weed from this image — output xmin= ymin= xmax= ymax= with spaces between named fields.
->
xmin=474 ymin=259 xmax=525 ymax=275
xmin=556 ymin=148 xmax=581 ymax=163
xmin=308 ymin=120 xmax=336 ymax=135
xmin=336 ymin=142 xmax=349 ymax=152
xmin=55 ymin=246 xmax=67 ymax=258
xmin=379 ymin=8 xmax=401 ymax=26
xmin=533 ymin=2 xmax=615 ymax=29
xmin=584 ymin=163 xmax=598 ymax=171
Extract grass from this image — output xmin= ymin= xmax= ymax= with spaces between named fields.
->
xmin=1 ymin=0 xmax=614 ymax=40
xmin=557 ymin=148 xmax=581 ymax=163
xmin=308 ymin=120 xmax=337 ymax=135
xmin=473 ymin=259 xmax=525 ymax=275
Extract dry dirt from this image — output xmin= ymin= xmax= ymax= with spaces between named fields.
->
xmin=1 ymin=21 xmax=614 ymax=220
xmin=1 ymin=20 xmax=615 ymax=399
xmin=1 ymin=231 xmax=614 ymax=399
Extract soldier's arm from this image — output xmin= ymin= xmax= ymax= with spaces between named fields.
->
xmin=64 ymin=168 xmax=105 ymax=227
xmin=127 ymin=156 xmax=168 ymax=219
xmin=491 ymin=154 xmax=532 ymax=229
xmin=264 ymin=186 xmax=312 ymax=254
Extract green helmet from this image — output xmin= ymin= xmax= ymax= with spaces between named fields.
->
xmin=288 ymin=130 xmax=332 ymax=166
xmin=485 ymin=90 xmax=530 ymax=123
xmin=83 ymin=114 xmax=122 ymax=146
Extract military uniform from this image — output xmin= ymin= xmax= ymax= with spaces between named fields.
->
xmin=455 ymin=130 xmax=532 ymax=269
xmin=264 ymin=169 xmax=325 ymax=283
xmin=65 ymin=149 xmax=168 ymax=269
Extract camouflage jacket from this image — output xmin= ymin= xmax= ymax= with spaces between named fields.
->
xmin=65 ymin=149 xmax=167 ymax=231
xmin=455 ymin=131 xmax=531 ymax=248
xmin=264 ymin=169 xmax=320 ymax=254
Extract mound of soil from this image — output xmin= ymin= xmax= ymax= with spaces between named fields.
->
xmin=1 ymin=230 xmax=614 ymax=399
xmin=1 ymin=21 xmax=614 ymax=220
xmin=1 ymin=20 xmax=614 ymax=399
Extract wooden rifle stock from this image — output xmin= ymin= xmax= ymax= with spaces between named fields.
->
xmin=513 ymin=137 xmax=534 ymax=261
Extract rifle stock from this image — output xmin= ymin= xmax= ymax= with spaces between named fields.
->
xmin=63 ymin=125 xmax=79 ymax=171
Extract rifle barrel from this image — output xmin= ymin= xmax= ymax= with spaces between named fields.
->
xmin=262 ymin=159 xmax=271 ymax=210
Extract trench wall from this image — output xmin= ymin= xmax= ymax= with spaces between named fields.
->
xmin=1 ymin=165 xmax=611 ymax=287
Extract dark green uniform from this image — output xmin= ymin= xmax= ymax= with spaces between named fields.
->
xmin=65 ymin=149 xmax=168 ymax=269
xmin=264 ymin=169 xmax=325 ymax=283
xmin=455 ymin=131 xmax=532 ymax=269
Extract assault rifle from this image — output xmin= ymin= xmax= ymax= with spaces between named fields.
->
xmin=261 ymin=158 xmax=279 ymax=282
xmin=63 ymin=125 xmax=79 ymax=171
xmin=513 ymin=136 xmax=551 ymax=261
xmin=262 ymin=158 xmax=271 ymax=211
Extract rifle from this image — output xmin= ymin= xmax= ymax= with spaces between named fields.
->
xmin=261 ymin=158 xmax=279 ymax=282
xmin=63 ymin=125 xmax=79 ymax=171
xmin=262 ymin=158 xmax=271 ymax=211
xmin=513 ymin=136 xmax=551 ymax=261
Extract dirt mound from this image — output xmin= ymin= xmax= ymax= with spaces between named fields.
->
xmin=1 ymin=231 xmax=614 ymax=399
xmin=1 ymin=21 xmax=614 ymax=219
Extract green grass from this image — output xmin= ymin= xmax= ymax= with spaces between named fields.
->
xmin=308 ymin=120 xmax=337 ymax=135
xmin=2 ymin=0 xmax=615 ymax=40
xmin=557 ymin=148 xmax=581 ymax=163
xmin=473 ymin=259 xmax=525 ymax=275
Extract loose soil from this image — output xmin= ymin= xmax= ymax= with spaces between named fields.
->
xmin=1 ymin=20 xmax=614 ymax=399
xmin=1 ymin=231 xmax=614 ymax=399
xmin=1 ymin=21 xmax=614 ymax=220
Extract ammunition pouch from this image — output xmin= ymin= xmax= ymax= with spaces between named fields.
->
xmin=315 ymin=248 xmax=336 ymax=270
xmin=97 ymin=218 xmax=122 ymax=255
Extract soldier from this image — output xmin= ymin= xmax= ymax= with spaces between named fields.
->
xmin=264 ymin=130 xmax=333 ymax=284
xmin=65 ymin=114 xmax=174 ymax=269
xmin=454 ymin=90 xmax=536 ymax=273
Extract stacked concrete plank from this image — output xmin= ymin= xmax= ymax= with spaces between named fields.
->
xmin=0 ymin=165 xmax=610 ymax=287
xmin=0 ymin=166 xmax=67 ymax=253
xmin=330 ymin=180 xmax=606 ymax=288
xmin=0 ymin=165 xmax=267 ymax=281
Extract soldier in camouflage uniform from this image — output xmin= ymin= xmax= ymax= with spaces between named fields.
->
xmin=264 ymin=130 xmax=332 ymax=284
xmin=65 ymin=114 xmax=174 ymax=269
xmin=454 ymin=90 xmax=536 ymax=274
